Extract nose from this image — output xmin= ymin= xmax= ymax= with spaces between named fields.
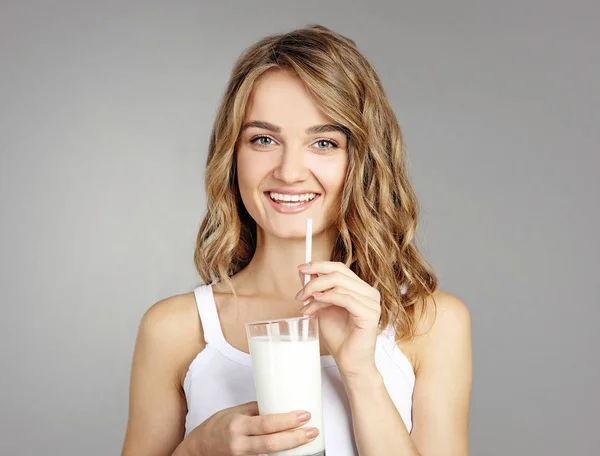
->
xmin=272 ymin=145 xmax=310 ymax=184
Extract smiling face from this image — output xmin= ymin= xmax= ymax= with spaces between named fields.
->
xmin=236 ymin=68 xmax=349 ymax=240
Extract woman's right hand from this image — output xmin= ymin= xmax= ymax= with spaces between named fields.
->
xmin=183 ymin=401 xmax=319 ymax=456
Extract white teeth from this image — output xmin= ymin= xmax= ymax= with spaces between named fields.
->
xmin=269 ymin=192 xmax=317 ymax=203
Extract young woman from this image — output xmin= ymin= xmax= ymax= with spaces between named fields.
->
xmin=121 ymin=24 xmax=472 ymax=456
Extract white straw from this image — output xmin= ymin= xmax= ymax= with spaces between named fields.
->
xmin=304 ymin=218 xmax=312 ymax=286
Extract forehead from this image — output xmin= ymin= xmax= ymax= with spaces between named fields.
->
xmin=244 ymin=68 xmax=332 ymax=128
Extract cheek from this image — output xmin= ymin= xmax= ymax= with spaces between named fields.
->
xmin=236 ymin=152 xmax=252 ymax=195
xmin=316 ymin=159 xmax=348 ymax=195
xmin=237 ymin=150 xmax=261 ymax=189
xmin=236 ymin=148 xmax=276 ymax=198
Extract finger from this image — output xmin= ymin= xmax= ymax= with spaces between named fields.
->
xmin=298 ymin=260 xmax=362 ymax=282
xmin=304 ymin=287 xmax=379 ymax=312
xmin=244 ymin=410 xmax=312 ymax=436
xmin=245 ymin=427 xmax=320 ymax=454
xmin=298 ymin=272 xmax=376 ymax=302
xmin=297 ymin=272 xmax=317 ymax=306
xmin=303 ymin=291 xmax=380 ymax=325
xmin=319 ymin=287 xmax=380 ymax=312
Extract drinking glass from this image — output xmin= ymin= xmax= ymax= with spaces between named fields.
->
xmin=246 ymin=315 xmax=325 ymax=456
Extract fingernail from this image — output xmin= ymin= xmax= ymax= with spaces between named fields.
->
xmin=298 ymin=263 xmax=310 ymax=270
xmin=301 ymin=303 xmax=311 ymax=313
xmin=297 ymin=411 xmax=311 ymax=423
xmin=295 ymin=289 xmax=304 ymax=300
xmin=305 ymin=428 xmax=319 ymax=439
xmin=313 ymin=292 xmax=324 ymax=298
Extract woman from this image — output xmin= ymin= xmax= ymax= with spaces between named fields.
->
xmin=122 ymin=24 xmax=472 ymax=456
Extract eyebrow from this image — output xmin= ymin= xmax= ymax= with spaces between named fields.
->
xmin=241 ymin=120 xmax=349 ymax=136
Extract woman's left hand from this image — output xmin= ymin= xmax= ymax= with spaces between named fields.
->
xmin=296 ymin=261 xmax=382 ymax=379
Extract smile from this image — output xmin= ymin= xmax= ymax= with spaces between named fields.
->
xmin=264 ymin=191 xmax=321 ymax=214
xmin=269 ymin=192 xmax=317 ymax=204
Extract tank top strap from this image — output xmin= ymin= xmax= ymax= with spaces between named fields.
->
xmin=193 ymin=283 xmax=226 ymax=348
xmin=192 ymin=283 xmax=254 ymax=366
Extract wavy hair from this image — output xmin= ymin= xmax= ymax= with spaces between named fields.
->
xmin=194 ymin=24 xmax=438 ymax=340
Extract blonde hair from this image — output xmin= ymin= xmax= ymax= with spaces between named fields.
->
xmin=194 ymin=24 xmax=438 ymax=341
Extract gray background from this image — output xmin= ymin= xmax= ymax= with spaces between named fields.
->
xmin=1 ymin=1 xmax=598 ymax=455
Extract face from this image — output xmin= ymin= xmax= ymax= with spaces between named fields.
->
xmin=236 ymin=68 xmax=349 ymax=240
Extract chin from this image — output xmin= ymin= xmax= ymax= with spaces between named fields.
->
xmin=268 ymin=223 xmax=309 ymax=240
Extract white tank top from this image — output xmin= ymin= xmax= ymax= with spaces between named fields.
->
xmin=183 ymin=284 xmax=415 ymax=454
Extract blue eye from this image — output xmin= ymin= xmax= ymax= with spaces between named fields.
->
xmin=314 ymin=139 xmax=338 ymax=150
xmin=250 ymin=136 xmax=276 ymax=147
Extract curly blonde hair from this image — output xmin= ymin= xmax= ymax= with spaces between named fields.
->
xmin=194 ymin=24 xmax=438 ymax=340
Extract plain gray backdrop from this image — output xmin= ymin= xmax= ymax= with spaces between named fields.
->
xmin=1 ymin=1 xmax=598 ymax=455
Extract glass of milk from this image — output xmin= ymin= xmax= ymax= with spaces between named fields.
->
xmin=246 ymin=315 xmax=325 ymax=456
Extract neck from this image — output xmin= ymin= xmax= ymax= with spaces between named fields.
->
xmin=234 ymin=227 xmax=337 ymax=299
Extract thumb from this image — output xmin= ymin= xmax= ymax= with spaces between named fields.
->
xmin=297 ymin=271 xmax=318 ymax=286
xmin=234 ymin=401 xmax=259 ymax=416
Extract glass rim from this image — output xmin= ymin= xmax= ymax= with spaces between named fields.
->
xmin=244 ymin=314 xmax=316 ymax=328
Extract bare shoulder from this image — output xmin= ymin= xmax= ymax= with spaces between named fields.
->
xmin=138 ymin=291 xmax=205 ymax=387
xmin=427 ymin=289 xmax=470 ymax=332
xmin=122 ymin=293 xmax=204 ymax=455
xmin=408 ymin=289 xmax=472 ymax=373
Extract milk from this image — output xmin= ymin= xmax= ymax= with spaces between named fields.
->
xmin=249 ymin=336 xmax=325 ymax=456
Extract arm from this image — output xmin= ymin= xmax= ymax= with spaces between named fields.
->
xmin=121 ymin=294 xmax=203 ymax=456
xmin=296 ymin=262 xmax=472 ymax=455
xmin=345 ymin=291 xmax=472 ymax=456
xmin=344 ymin=370 xmax=419 ymax=455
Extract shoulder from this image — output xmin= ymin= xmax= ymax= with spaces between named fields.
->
xmin=427 ymin=289 xmax=471 ymax=334
xmin=405 ymin=290 xmax=472 ymax=453
xmin=141 ymin=291 xmax=201 ymax=336
xmin=137 ymin=291 xmax=205 ymax=386
xmin=410 ymin=289 xmax=471 ymax=373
